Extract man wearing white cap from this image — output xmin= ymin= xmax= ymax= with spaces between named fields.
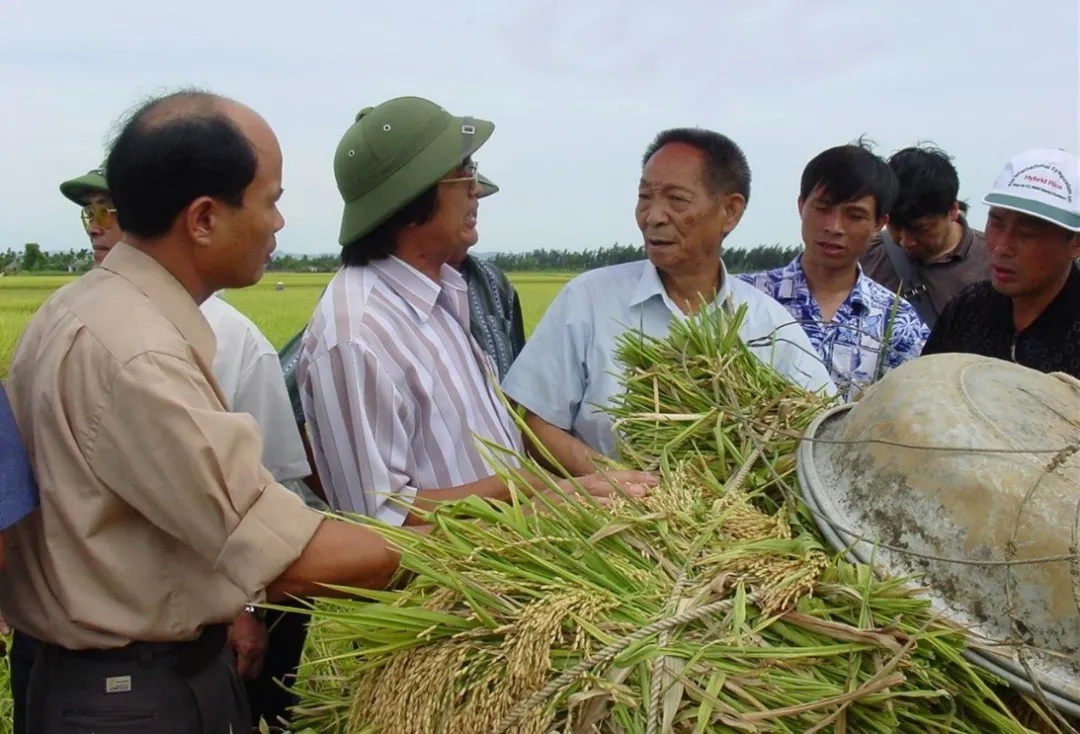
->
xmin=921 ymin=148 xmax=1080 ymax=378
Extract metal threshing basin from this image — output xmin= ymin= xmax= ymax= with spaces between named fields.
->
xmin=796 ymin=353 xmax=1080 ymax=718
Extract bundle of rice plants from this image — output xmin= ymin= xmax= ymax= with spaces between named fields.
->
xmin=285 ymin=304 xmax=1065 ymax=734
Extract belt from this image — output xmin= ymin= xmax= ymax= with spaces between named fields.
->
xmin=31 ymin=623 xmax=229 ymax=677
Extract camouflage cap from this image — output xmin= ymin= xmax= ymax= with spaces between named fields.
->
xmin=333 ymin=96 xmax=494 ymax=246
xmin=59 ymin=163 xmax=109 ymax=205
xmin=477 ymin=173 xmax=499 ymax=199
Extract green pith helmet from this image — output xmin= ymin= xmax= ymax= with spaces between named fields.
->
xmin=59 ymin=163 xmax=109 ymax=205
xmin=477 ymin=173 xmax=498 ymax=199
xmin=333 ymin=96 xmax=494 ymax=246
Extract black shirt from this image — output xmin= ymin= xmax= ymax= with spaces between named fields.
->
xmin=921 ymin=264 xmax=1080 ymax=378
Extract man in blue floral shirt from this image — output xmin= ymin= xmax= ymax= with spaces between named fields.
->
xmin=738 ymin=140 xmax=928 ymax=401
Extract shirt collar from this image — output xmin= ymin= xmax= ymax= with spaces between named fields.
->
xmin=369 ymin=256 xmax=468 ymax=323
xmin=100 ymin=242 xmax=216 ymax=366
xmin=848 ymin=262 xmax=875 ymax=312
xmin=455 ymin=254 xmax=479 ymax=284
xmin=932 ymin=215 xmax=977 ymax=263
xmin=777 ymin=255 xmax=808 ymax=295
xmin=628 ymin=258 xmax=733 ymax=312
xmin=780 ymin=254 xmax=873 ymax=313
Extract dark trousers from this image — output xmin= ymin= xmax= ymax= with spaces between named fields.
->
xmin=20 ymin=626 xmax=251 ymax=734
xmin=10 ymin=631 xmax=36 ymax=734
xmin=244 ymin=602 xmax=311 ymax=731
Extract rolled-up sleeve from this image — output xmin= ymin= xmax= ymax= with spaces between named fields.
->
xmin=501 ymin=284 xmax=590 ymax=431
xmin=306 ymin=341 xmax=416 ymax=526
xmin=86 ymin=352 xmax=324 ymax=598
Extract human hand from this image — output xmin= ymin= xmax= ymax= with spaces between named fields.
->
xmin=556 ymin=469 xmax=658 ymax=504
xmin=227 ymin=609 xmax=268 ymax=681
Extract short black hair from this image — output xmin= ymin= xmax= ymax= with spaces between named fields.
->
xmin=105 ymin=88 xmax=258 ymax=239
xmin=799 ymin=136 xmax=898 ymax=219
xmin=887 ymin=144 xmax=960 ymax=228
xmin=642 ymin=128 xmax=752 ymax=203
xmin=341 ymin=186 xmax=439 ymax=267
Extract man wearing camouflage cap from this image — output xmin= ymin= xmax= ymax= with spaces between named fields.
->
xmin=59 ymin=164 xmax=121 ymax=265
xmin=297 ymin=96 xmax=654 ymax=523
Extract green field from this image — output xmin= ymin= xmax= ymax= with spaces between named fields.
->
xmin=0 ymin=271 xmax=573 ymax=377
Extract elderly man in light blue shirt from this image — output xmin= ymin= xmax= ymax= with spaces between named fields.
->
xmin=502 ymin=128 xmax=836 ymax=475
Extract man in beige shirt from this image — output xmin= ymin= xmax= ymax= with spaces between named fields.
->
xmin=1 ymin=90 xmax=406 ymax=733
xmin=39 ymin=160 xmax=314 ymax=732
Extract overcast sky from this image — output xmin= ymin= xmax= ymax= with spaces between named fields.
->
xmin=1 ymin=0 xmax=1077 ymax=255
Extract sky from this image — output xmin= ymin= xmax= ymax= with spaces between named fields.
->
xmin=1 ymin=0 xmax=1077 ymax=256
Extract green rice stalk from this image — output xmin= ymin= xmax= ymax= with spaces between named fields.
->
xmin=283 ymin=303 xmax=1068 ymax=734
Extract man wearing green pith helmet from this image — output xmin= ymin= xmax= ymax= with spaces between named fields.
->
xmin=295 ymin=95 xmax=656 ymax=523
xmin=278 ymin=172 xmax=524 ymax=436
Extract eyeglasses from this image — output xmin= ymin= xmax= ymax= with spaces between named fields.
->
xmin=439 ymin=160 xmax=479 ymax=186
xmin=80 ymin=202 xmax=117 ymax=231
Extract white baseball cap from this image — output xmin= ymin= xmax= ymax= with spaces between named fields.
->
xmin=982 ymin=148 xmax=1080 ymax=232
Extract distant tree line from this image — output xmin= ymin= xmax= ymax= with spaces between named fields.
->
xmin=265 ymin=252 xmax=341 ymax=272
xmin=1 ymin=244 xmax=93 ymax=274
xmin=3 ymin=242 xmax=802 ymax=276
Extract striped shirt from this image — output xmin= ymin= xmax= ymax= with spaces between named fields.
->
xmin=296 ymin=257 xmax=524 ymax=524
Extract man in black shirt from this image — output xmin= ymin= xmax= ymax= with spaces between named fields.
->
xmin=923 ymin=148 xmax=1080 ymax=377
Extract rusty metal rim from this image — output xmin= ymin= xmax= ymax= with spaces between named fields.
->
xmin=796 ymin=403 xmax=1080 ymax=719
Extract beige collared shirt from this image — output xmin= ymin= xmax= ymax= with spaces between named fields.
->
xmin=0 ymin=243 xmax=324 ymax=650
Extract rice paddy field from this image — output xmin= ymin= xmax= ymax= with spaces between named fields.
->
xmin=0 ymin=271 xmax=572 ymax=379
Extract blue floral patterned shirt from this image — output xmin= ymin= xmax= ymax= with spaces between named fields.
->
xmin=736 ymin=255 xmax=929 ymax=402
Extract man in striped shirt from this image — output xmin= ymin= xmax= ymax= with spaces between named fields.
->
xmin=297 ymin=96 xmax=654 ymax=523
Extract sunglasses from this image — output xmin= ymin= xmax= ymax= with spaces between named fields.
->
xmin=439 ymin=160 xmax=479 ymax=186
xmin=80 ymin=202 xmax=117 ymax=231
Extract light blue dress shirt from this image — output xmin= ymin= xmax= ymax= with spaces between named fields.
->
xmin=501 ymin=259 xmax=837 ymax=458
